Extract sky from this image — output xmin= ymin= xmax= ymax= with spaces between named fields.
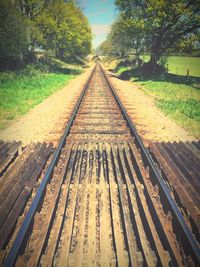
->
xmin=83 ymin=0 xmax=116 ymax=49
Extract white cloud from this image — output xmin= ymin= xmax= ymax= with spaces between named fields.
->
xmin=91 ymin=24 xmax=111 ymax=36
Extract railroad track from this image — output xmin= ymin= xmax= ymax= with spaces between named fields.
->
xmin=1 ymin=64 xmax=200 ymax=266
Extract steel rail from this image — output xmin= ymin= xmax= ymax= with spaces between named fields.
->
xmin=3 ymin=63 xmax=200 ymax=266
xmin=3 ymin=65 xmax=96 ymax=267
xmin=99 ymin=63 xmax=200 ymax=265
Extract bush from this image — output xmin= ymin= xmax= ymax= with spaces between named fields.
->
xmin=17 ymin=65 xmax=44 ymax=77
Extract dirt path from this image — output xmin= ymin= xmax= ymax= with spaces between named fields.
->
xmin=0 ymin=64 xmax=195 ymax=147
xmin=106 ymin=70 xmax=195 ymax=144
xmin=0 ymin=67 xmax=93 ymax=146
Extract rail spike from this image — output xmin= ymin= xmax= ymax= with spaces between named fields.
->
xmin=3 ymin=63 xmax=200 ymax=266
xmin=3 ymin=65 xmax=97 ymax=267
xmin=99 ymin=63 xmax=200 ymax=266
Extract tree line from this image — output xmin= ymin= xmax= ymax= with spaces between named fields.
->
xmin=98 ymin=0 xmax=200 ymax=73
xmin=0 ymin=0 xmax=92 ymax=70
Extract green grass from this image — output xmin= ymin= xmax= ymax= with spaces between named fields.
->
xmin=47 ymin=58 xmax=83 ymax=74
xmin=167 ymin=56 xmax=200 ymax=77
xmin=116 ymin=66 xmax=132 ymax=75
xmin=113 ymin=56 xmax=200 ymax=137
xmin=135 ymin=80 xmax=200 ymax=137
xmin=141 ymin=55 xmax=200 ymax=77
xmin=0 ymin=69 xmax=74 ymax=128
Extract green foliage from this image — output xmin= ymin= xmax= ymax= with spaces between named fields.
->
xmin=109 ymin=16 xmax=134 ymax=56
xmin=0 ymin=0 xmax=92 ymax=70
xmin=30 ymin=0 xmax=92 ymax=61
xmin=97 ymin=38 xmax=113 ymax=56
xmin=0 ymin=0 xmax=29 ymax=69
xmin=15 ymin=0 xmax=44 ymax=19
xmin=171 ymin=33 xmax=200 ymax=56
xmin=98 ymin=14 xmax=145 ymax=58
xmin=113 ymin=0 xmax=200 ymax=72
xmin=116 ymin=66 xmax=131 ymax=75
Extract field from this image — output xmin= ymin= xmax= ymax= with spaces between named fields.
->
xmin=114 ymin=56 xmax=200 ymax=137
xmin=141 ymin=55 xmax=200 ymax=77
xmin=0 ymin=66 xmax=76 ymax=129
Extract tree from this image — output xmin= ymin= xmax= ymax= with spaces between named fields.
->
xmin=0 ymin=0 xmax=29 ymax=69
xmin=98 ymin=13 xmax=145 ymax=66
xmin=109 ymin=16 xmax=131 ymax=57
xmin=110 ymin=14 xmax=145 ymax=58
xmin=173 ymin=33 xmax=200 ymax=56
xmin=115 ymin=0 xmax=200 ymax=71
xmin=97 ymin=38 xmax=113 ymax=56
xmin=0 ymin=0 xmax=92 ymax=70
xmin=35 ymin=0 xmax=92 ymax=61
xmin=14 ymin=0 xmax=45 ymax=19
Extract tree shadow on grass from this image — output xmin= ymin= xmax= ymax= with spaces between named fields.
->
xmin=52 ymin=67 xmax=82 ymax=75
xmin=45 ymin=58 xmax=82 ymax=75
xmin=116 ymin=67 xmax=200 ymax=90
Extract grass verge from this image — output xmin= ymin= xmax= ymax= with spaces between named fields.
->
xmin=0 ymin=63 xmax=79 ymax=128
xmin=134 ymin=79 xmax=200 ymax=137
xmin=113 ymin=62 xmax=200 ymax=137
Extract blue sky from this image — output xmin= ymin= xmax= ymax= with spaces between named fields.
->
xmin=83 ymin=0 xmax=116 ymax=48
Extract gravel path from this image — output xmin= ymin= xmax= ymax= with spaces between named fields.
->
xmin=0 ymin=67 xmax=93 ymax=146
xmin=106 ymin=70 xmax=195 ymax=144
xmin=0 ymin=65 xmax=195 ymax=147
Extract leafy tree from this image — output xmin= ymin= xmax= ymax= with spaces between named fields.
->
xmin=97 ymin=38 xmax=113 ymax=56
xmin=173 ymin=33 xmax=200 ymax=56
xmin=0 ymin=0 xmax=29 ymax=69
xmin=115 ymin=0 xmax=200 ymax=70
xmin=0 ymin=0 xmax=92 ymax=70
xmin=97 ymin=16 xmax=138 ymax=57
xmin=14 ymin=0 xmax=50 ymax=62
xmin=109 ymin=16 xmax=130 ymax=57
xmin=35 ymin=0 xmax=92 ymax=61
xmin=14 ymin=0 xmax=45 ymax=19
xmin=98 ymin=14 xmax=145 ymax=67
xmin=110 ymin=14 xmax=145 ymax=58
